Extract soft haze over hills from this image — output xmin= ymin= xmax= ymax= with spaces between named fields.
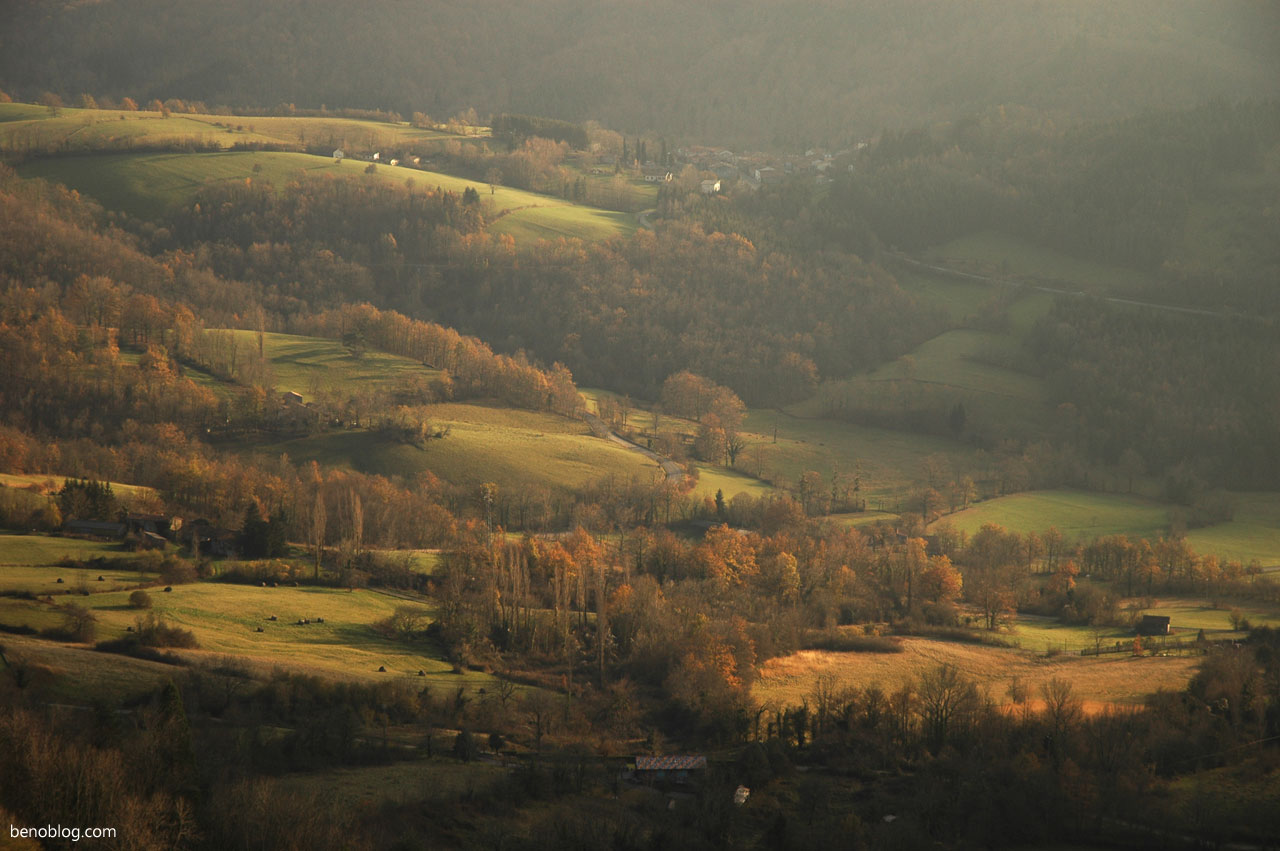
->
xmin=2 ymin=0 xmax=1277 ymax=145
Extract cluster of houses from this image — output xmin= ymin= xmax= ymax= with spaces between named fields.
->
xmin=578 ymin=138 xmax=869 ymax=197
xmin=63 ymin=512 xmax=240 ymax=558
xmin=671 ymin=143 xmax=864 ymax=191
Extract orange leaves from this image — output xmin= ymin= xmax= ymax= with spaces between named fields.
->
xmin=696 ymin=524 xmax=758 ymax=589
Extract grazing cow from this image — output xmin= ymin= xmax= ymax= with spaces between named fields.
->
xmin=163 ymin=586 xmax=173 ymax=592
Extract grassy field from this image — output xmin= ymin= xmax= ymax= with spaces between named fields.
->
xmin=932 ymin=489 xmax=1280 ymax=566
xmin=217 ymin=330 xmax=439 ymax=401
xmin=737 ymin=411 xmax=977 ymax=506
xmin=894 ymin=267 xmax=999 ymax=323
xmin=491 ymin=203 xmax=636 ymax=243
xmin=15 ymin=150 xmax=634 ymax=242
xmin=0 ymin=582 xmax=500 ymax=693
xmin=0 ymin=473 xmax=156 ymax=500
xmin=274 ymin=759 xmax=507 ymax=808
xmin=755 ymin=636 xmax=1200 ymax=712
xmin=1183 ymin=493 xmax=1280 ymax=567
xmin=0 ymin=563 xmax=150 ymax=594
xmin=257 ymin=402 xmax=657 ymax=493
xmin=935 ymin=490 xmax=1173 ymax=541
xmin=691 ymin=466 xmax=776 ymax=502
xmin=0 ymin=533 xmax=127 ymax=567
xmin=924 ymin=230 xmax=1155 ymax=297
xmin=0 ymin=102 xmax=472 ymax=156
xmin=0 ymin=631 xmax=184 ymax=704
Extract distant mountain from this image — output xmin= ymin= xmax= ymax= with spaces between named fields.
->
xmin=2 ymin=0 xmax=1277 ymax=147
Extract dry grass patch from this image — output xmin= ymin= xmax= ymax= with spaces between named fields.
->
xmin=754 ymin=637 xmax=1199 ymax=712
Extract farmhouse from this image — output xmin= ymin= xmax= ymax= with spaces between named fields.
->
xmin=126 ymin=512 xmax=179 ymax=537
xmin=711 ymin=163 xmax=738 ymax=181
xmin=1136 ymin=615 xmax=1171 ymax=636
xmin=700 ymin=179 xmax=721 ymax=195
xmin=634 ymin=755 xmax=707 ymax=784
xmin=282 ymin=390 xmax=304 ymax=406
xmin=754 ymin=166 xmax=781 ymax=185
xmin=641 ymin=165 xmax=673 ymax=183
xmin=63 ymin=520 xmax=126 ymax=540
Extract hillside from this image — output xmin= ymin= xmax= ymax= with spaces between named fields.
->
xmin=14 ymin=149 xmax=635 ymax=242
xmin=1 ymin=1 xmax=1275 ymax=146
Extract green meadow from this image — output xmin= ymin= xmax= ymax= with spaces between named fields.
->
xmin=0 ymin=102 xmax=471 ymax=155
xmin=738 ymin=410 xmax=977 ymax=506
xmin=16 ymin=150 xmax=633 ymax=242
xmin=925 ymin=230 xmax=1155 ymax=297
xmin=218 ymin=330 xmax=440 ymax=400
xmin=0 ymin=582 xmax=499 ymax=693
xmin=934 ymin=489 xmax=1280 ymax=567
xmin=257 ymin=402 xmax=657 ymax=493
xmin=936 ymin=490 xmax=1173 ymax=541
xmin=0 ymin=533 xmax=127 ymax=567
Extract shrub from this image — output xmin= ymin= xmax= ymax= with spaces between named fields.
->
xmin=43 ymin=603 xmax=97 ymax=643
xmin=159 ymin=557 xmax=198 ymax=585
xmin=134 ymin=613 xmax=199 ymax=648
xmin=129 ymin=590 xmax=153 ymax=609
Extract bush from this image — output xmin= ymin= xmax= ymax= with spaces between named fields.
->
xmin=129 ymin=590 xmax=153 ymax=609
xmin=42 ymin=603 xmax=97 ymax=643
xmin=373 ymin=605 xmax=430 ymax=641
xmin=94 ymin=638 xmax=186 ymax=665
xmin=134 ymin=613 xmax=199 ymax=648
xmin=159 ymin=557 xmax=198 ymax=585
xmin=800 ymin=629 xmax=901 ymax=653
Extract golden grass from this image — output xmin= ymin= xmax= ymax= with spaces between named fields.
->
xmin=754 ymin=637 xmax=1200 ymax=713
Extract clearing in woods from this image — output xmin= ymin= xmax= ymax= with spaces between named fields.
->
xmin=754 ymin=636 xmax=1201 ymax=713
xmin=254 ymin=402 xmax=659 ymax=494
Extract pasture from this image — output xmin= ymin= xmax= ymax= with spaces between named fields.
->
xmin=0 ymin=631 xmax=182 ymax=704
xmin=274 ymin=760 xmax=507 ymax=808
xmin=216 ymin=330 xmax=439 ymax=400
xmin=924 ymin=229 xmax=1155 ymax=297
xmin=935 ymin=490 xmax=1172 ymax=541
xmin=933 ymin=489 xmax=1280 ymax=567
xmin=0 ymin=581 xmax=499 ymax=693
xmin=15 ymin=150 xmax=634 ymax=242
xmin=0 ymin=473 xmax=155 ymax=500
xmin=257 ymin=402 xmax=658 ymax=493
xmin=736 ymin=410 xmax=977 ymax=506
xmin=754 ymin=636 xmax=1200 ymax=712
xmin=0 ymin=533 xmax=127 ymax=567
xmin=0 ymin=102 xmax=472 ymax=157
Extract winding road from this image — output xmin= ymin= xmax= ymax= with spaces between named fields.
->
xmin=581 ymin=410 xmax=684 ymax=483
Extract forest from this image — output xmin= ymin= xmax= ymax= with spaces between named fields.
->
xmin=1 ymin=1 xmax=1276 ymax=145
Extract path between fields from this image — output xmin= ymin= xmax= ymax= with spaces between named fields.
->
xmin=580 ymin=411 xmax=684 ymax=483
xmin=890 ymin=253 xmax=1261 ymax=322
